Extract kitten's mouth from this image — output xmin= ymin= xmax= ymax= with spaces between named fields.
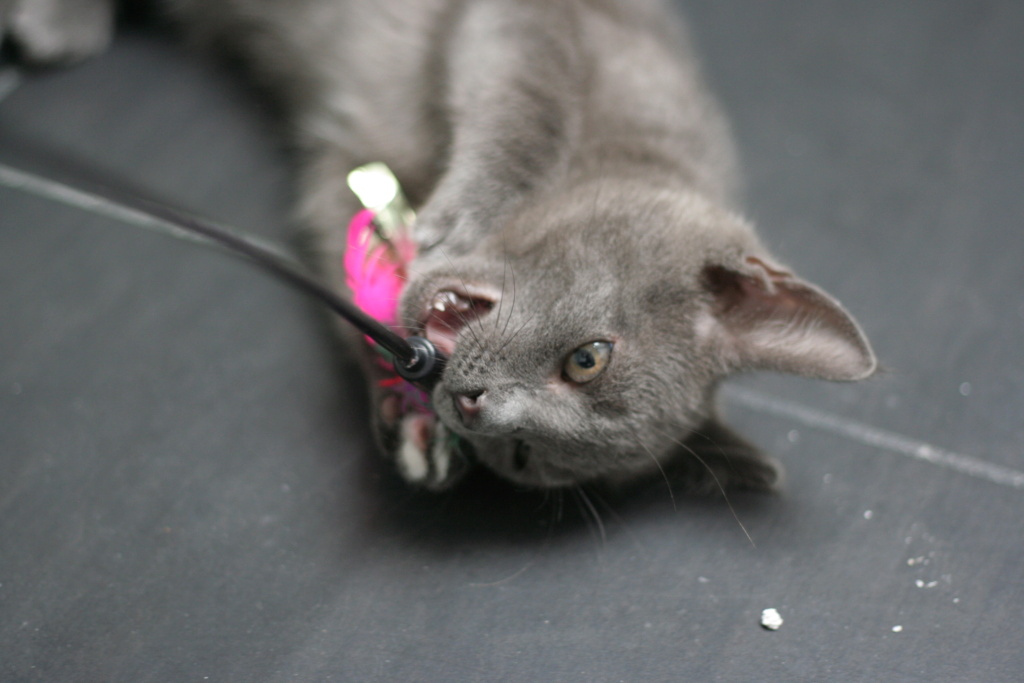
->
xmin=420 ymin=288 xmax=495 ymax=356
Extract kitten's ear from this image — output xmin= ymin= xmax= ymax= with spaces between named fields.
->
xmin=701 ymin=256 xmax=876 ymax=380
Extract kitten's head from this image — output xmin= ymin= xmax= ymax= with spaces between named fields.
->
xmin=401 ymin=180 xmax=875 ymax=487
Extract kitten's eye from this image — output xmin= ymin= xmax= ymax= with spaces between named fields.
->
xmin=563 ymin=341 xmax=614 ymax=384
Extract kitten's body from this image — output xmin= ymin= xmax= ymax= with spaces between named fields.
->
xmin=5 ymin=0 xmax=876 ymax=490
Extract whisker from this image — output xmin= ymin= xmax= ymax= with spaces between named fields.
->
xmin=572 ymin=486 xmax=607 ymax=544
xmin=426 ymin=249 xmax=481 ymax=347
xmin=583 ymin=487 xmax=649 ymax=553
xmin=421 ymin=297 xmax=479 ymax=348
xmin=343 ymin=253 xmax=490 ymax=349
xmin=688 ymin=425 xmax=734 ymax=467
xmin=634 ymin=431 xmax=677 ymax=512
xmin=438 ymin=247 xmax=488 ymax=347
xmin=652 ymin=426 xmax=755 ymax=547
xmin=496 ymin=313 xmax=537 ymax=355
xmin=535 ymin=489 xmax=563 ymax=545
xmin=448 ymin=310 xmax=484 ymax=349
xmin=540 ymin=488 xmax=557 ymax=531
xmin=500 ymin=257 xmax=518 ymax=339
xmin=495 ymin=245 xmax=508 ymax=332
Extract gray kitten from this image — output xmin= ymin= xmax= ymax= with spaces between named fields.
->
xmin=6 ymin=0 xmax=876 ymax=492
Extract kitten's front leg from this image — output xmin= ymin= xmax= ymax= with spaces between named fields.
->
xmin=415 ymin=0 xmax=584 ymax=254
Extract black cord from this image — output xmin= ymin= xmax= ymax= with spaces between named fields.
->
xmin=0 ymin=161 xmax=447 ymax=388
xmin=133 ymin=196 xmax=416 ymax=359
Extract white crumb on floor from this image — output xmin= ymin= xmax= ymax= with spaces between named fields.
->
xmin=760 ymin=608 xmax=783 ymax=631
xmin=863 ymin=510 xmax=873 ymax=519
xmin=892 ymin=625 xmax=903 ymax=633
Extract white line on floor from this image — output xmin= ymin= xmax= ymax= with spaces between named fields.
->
xmin=725 ymin=386 xmax=1024 ymax=490
xmin=0 ymin=162 xmax=294 ymax=262
xmin=0 ymin=161 xmax=207 ymax=243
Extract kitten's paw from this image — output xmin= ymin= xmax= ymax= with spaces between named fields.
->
xmin=392 ymin=413 xmax=470 ymax=491
xmin=699 ymin=450 xmax=783 ymax=494
xmin=676 ymin=418 xmax=783 ymax=494
xmin=3 ymin=0 xmax=115 ymax=65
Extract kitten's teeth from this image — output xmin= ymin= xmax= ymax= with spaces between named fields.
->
xmin=431 ymin=291 xmax=466 ymax=313
xmin=431 ymin=292 xmax=453 ymax=312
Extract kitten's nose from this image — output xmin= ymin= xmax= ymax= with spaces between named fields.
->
xmin=453 ymin=389 xmax=486 ymax=426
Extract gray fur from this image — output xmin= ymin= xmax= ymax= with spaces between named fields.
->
xmin=9 ymin=0 xmax=877 ymax=491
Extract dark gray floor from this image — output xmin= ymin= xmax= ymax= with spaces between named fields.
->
xmin=2 ymin=2 xmax=1023 ymax=681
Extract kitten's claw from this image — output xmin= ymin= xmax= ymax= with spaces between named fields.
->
xmin=396 ymin=414 xmax=432 ymax=483
xmin=394 ymin=414 xmax=469 ymax=491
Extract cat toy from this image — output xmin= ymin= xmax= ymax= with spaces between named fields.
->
xmin=0 ymin=160 xmax=446 ymax=389
xmin=343 ymin=163 xmax=439 ymax=412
